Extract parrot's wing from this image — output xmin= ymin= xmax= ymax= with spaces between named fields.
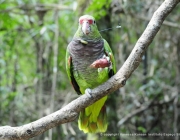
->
xmin=103 ymin=39 xmax=116 ymax=77
xmin=66 ymin=47 xmax=81 ymax=95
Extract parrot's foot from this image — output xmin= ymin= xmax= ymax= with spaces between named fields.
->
xmin=85 ymin=88 xmax=93 ymax=98
xmin=109 ymin=62 xmax=112 ymax=70
xmin=103 ymin=55 xmax=110 ymax=62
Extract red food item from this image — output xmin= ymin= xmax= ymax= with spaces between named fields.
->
xmin=90 ymin=58 xmax=110 ymax=68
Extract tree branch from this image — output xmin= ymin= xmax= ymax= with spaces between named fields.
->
xmin=0 ymin=4 xmax=73 ymax=13
xmin=0 ymin=0 xmax=179 ymax=139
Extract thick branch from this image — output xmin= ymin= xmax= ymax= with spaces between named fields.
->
xmin=0 ymin=0 xmax=179 ymax=139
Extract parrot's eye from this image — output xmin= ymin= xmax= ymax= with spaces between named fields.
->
xmin=94 ymin=20 xmax=96 ymax=24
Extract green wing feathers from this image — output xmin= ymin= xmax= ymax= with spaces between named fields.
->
xmin=103 ymin=39 xmax=116 ymax=74
xmin=66 ymin=48 xmax=81 ymax=95
xmin=65 ymin=49 xmax=71 ymax=82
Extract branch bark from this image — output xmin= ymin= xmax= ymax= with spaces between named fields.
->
xmin=0 ymin=0 xmax=179 ymax=139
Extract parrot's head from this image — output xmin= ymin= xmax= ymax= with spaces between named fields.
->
xmin=79 ymin=15 xmax=96 ymax=35
xmin=75 ymin=15 xmax=101 ymax=40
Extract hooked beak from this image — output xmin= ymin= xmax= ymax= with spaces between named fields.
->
xmin=82 ymin=20 xmax=91 ymax=35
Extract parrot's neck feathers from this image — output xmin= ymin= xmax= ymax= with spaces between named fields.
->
xmin=73 ymin=38 xmax=102 ymax=45
xmin=74 ymin=26 xmax=102 ymax=43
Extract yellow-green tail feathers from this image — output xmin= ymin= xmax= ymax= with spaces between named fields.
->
xmin=78 ymin=96 xmax=108 ymax=133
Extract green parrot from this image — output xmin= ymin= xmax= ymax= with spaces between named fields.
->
xmin=66 ymin=15 xmax=116 ymax=133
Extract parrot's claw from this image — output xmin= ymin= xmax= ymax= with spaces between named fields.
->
xmin=106 ymin=56 xmax=110 ymax=62
xmin=109 ymin=62 xmax=113 ymax=69
xmin=102 ymin=55 xmax=112 ymax=70
xmin=85 ymin=88 xmax=93 ymax=98
xmin=102 ymin=55 xmax=110 ymax=62
xmin=105 ymin=55 xmax=112 ymax=69
xmin=102 ymin=55 xmax=106 ymax=59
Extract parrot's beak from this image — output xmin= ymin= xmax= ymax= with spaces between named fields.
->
xmin=82 ymin=20 xmax=91 ymax=35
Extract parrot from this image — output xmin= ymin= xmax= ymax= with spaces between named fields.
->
xmin=66 ymin=15 xmax=116 ymax=133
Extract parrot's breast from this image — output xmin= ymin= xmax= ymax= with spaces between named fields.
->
xmin=68 ymin=39 xmax=108 ymax=91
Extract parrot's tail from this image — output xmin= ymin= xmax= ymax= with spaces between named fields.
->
xmin=78 ymin=96 xmax=108 ymax=133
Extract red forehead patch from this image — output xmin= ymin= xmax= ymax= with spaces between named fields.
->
xmin=79 ymin=19 xmax=94 ymax=25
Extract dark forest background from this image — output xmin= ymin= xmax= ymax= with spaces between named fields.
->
xmin=0 ymin=0 xmax=180 ymax=140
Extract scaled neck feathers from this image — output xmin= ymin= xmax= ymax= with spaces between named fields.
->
xmin=73 ymin=26 xmax=102 ymax=43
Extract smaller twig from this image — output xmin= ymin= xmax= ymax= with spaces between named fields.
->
xmin=0 ymin=4 xmax=73 ymax=13
xmin=117 ymin=95 xmax=176 ymax=126
xmin=0 ymin=6 xmax=21 ymax=13
xmin=117 ymin=99 xmax=154 ymax=126
xmin=135 ymin=15 xmax=180 ymax=29
xmin=38 ymin=4 xmax=73 ymax=11
xmin=68 ymin=123 xmax=76 ymax=135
